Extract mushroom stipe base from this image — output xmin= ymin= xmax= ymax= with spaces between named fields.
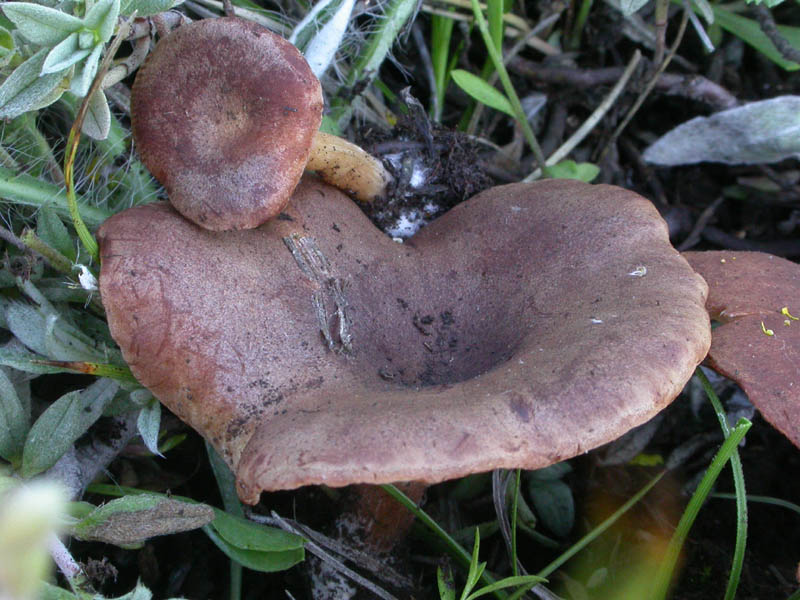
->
xmin=98 ymin=178 xmax=711 ymax=504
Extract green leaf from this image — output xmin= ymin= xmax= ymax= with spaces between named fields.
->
xmin=438 ymin=564 xmax=457 ymax=600
xmin=619 ymin=0 xmax=650 ymax=16
xmin=0 ymin=167 xmax=111 ymax=228
xmin=0 ymin=368 xmax=28 ymax=462
xmin=42 ymin=311 xmax=106 ymax=362
xmin=712 ymin=4 xmax=799 ymax=71
xmin=692 ymin=0 xmax=714 ymax=24
xmin=40 ymin=583 xmax=78 ymax=600
xmin=0 ymin=346 xmax=68 ymax=375
xmin=465 ymin=575 xmax=546 ymax=600
xmin=204 ymin=525 xmax=305 ymax=573
xmin=209 ymin=510 xmax=305 ymax=553
xmin=81 ymin=88 xmax=111 ymax=140
xmin=120 ymin=0 xmax=182 ymax=17
xmin=0 ymin=25 xmax=16 ymax=68
xmin=5 ymin=302 xmax=48 ymax=356
xmin=36 ymin=208 xmax=76 ymax=262
xmin=2 ymin=2 xmax=83 ymax=46
xmin=21 ymin=378 xmax=119 ymax=477
xmin=0 ymin=49 xmax=66 ymax=119
xmin=206 ymin=441 xmax=243 ymax=516
xmin=83 ymin=0 xmax=120 ymax=44
xmin=136 ymin=396 xmax=163 ymax=457
xmin=110 ymin=580 xmax=153 ymax=600
xmin=71 ymin=494 xmax=215 ymax=547
xmin=42 ymin=32 xmax=91 ymax=74
xmin=546 ymin=159 xmax=600 ymax=182
xmin=529 ymin=462 xmax=572 ymax=481
xmin=460 ymin=528 xmax=484 ymax=600
xmin=643 ymin=95 xmax=800 ymax=165
xmin=70 ymin=42 xmax=103 ymax=97
xmin=451 ymin=69 xmax=515 ymax=118
xmin=528 ymin=479 xmax=575 ymax=538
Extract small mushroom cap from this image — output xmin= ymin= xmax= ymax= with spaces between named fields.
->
xmin=684 ymin=251 xmax=800 ymax=448
xmin=131 ymin=17 xmax=323 ymax=230
xmin=99 ymin=179 xmax=710 ymax=504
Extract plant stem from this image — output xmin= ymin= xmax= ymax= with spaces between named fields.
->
xmin=569 ymin=0 xmax=593 ymax=50
xmin=468 ymin=0 xmax=548 ymax=172
xmin=650 ymin=419 xmax=752 ymax=599
xmin=524 ymin=49 xmax=641 ymax=181
xmin=653 ymin=0 xmax=669 ymax=65
xmin=696 ymin=368 xmax=748 ymax=600
xmin=381 ymin=484 xmax=506 ymax=597
xmin=510 ymin=469 xmax=521 ymax=577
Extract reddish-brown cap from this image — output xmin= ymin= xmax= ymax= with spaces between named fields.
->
xmin=131 ymin=17 xmax=323 ymax=231
xmin=684 ymin=251 xmax=800 ymax=448
xmin=98 ymin=179 xmax=710 ymax=504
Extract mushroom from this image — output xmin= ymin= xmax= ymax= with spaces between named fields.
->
xmin=97 ymin=178 xmax=710 ymax=504
xmin=131 ymin=17 xmax=391 ymax=231
xmin=683 ymin=250 xmax=800 ymax=448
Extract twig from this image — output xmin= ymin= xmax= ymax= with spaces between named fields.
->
xmin=596 ymin=8 xmax=689 ymax=163
xmin=127 ymin=11 xmax=188 ymax=40
xmin=411 ymin=23 xmax=438 ymax=121
xmin=185 ymin=0 xmax=290 ymax=34
xmin=103 ymin=36 xmax=151 ymax=89
xmin=508 ymin=58 xmax=738 ymax=109
xmin=49 ymin=534 xmax=96 ymax=596
xmin=44 ymin=412 xmax=139 ymax=501
xmin=653 ymin=0 xmax=669 ymax=66
xmin=702 ymin=227 xmax=800 ymax=257
xmin=677 ymin=196 xmax=724 ymax=251
xmin=0 ymin=224 xmax=28 ymax=252
xmin=753 ymin=5 xmax=800 ymax=65
xmin=523 ymin=50 xmax=642 ymax=181
xmin=492 ymin=470 xmax=528 ymax=577
xmin=246 ymin=511 xmax=412 ymax=588
xmin=266 ymin=512 xmax=400 ymax=600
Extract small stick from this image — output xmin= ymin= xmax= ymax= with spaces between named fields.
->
xmin=653 ymin=0 xmax=669 ymax=67
xmin=595 ymin=8 xmax=689 ymax=164
xmin=523 ymin=49 xmax=642 ymax=181
xmin=508 ymin=59 xmax=738 ymax=110
xmin=678 ymin=196 xmax=725 ymax=251
xmin=753 ymin=4 xmax=800 ymax=64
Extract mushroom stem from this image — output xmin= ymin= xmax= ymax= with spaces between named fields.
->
xmin=307 ymin=131 xmax=392 ymax=203
xmin=344 ymin=482 xmax=427 ymax=553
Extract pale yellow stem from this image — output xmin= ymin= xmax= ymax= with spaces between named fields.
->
xmin=307 ymin=131 xmax=391 ymax=202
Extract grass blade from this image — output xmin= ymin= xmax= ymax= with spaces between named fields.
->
xmin=650 ymin=418 xmax=752 ymax=599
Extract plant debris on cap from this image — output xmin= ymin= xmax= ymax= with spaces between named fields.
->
xmin=131 ymin=17 xmax=323 ymax=231
xmin=98 ymin=179 xmax=710 ymax=504
xmin=684 ymin=251 xmax=800 ymax=448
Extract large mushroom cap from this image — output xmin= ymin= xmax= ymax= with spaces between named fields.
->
xmin=131 ymin=17 xmax=323 ymax=231
xmin=684 ymin=251 xmax=800 ymax=448
xmin=98 ymin=179 xmax=710 ymax=504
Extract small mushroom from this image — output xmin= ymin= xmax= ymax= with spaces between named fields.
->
xmin=131 ymin=17 xmax=391 ymax=231
xmin=684 ymin=250 xmax=800 ymax=447
xmin=98 ymin=178 xmax=710 ymax=504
